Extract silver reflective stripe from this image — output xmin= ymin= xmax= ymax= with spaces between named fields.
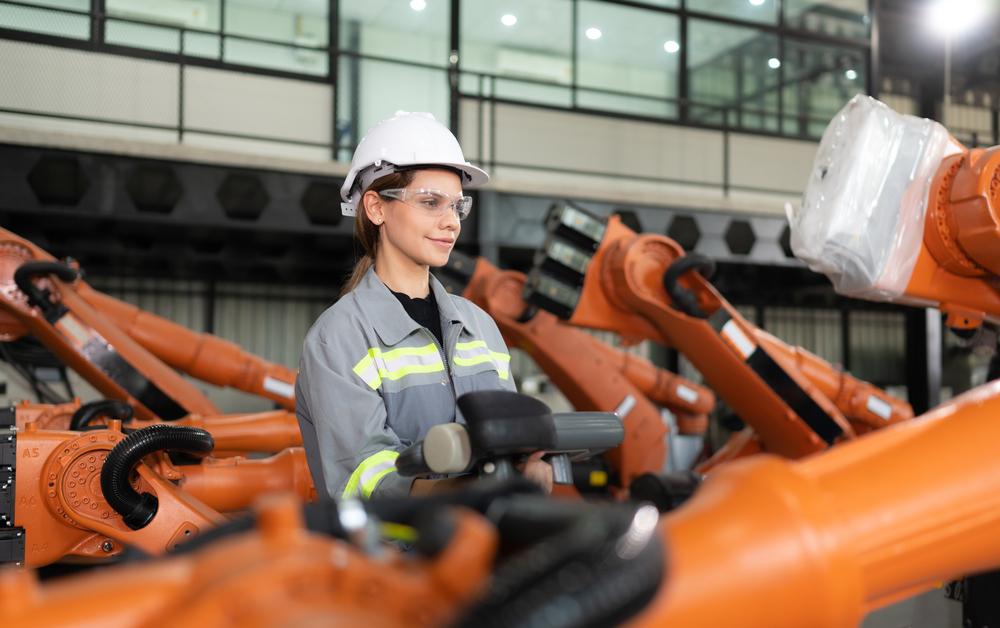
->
xmin=352 ymin=343 xmax=445 ymax=390
xmin=454 ymin=340 xmax=510 ymax=379
xmin=358 ymin=458 xmax=398 ymax=496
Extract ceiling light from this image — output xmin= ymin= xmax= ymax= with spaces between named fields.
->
xmin=767 ymin=57 xmax=781 ymax=69
xmin=585 ymin=27 xmax=602 ymax=40
xmin=409 ymin=0 xmax=426 ymax=11
xmin=845 ymin=69 xmax=858 ymax=80
xmin=749 ymin=0 xmax=765 ymax=5
xmin=501 ymin=13 xmax=517 ymax=26
xmin=926 ymin=0 xmax=986 ymax=37
xmin=663 ymin=40 xmax=680 ymax=53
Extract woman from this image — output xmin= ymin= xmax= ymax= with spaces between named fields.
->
xmin=296 ymin=111 xmax=551 ymax=500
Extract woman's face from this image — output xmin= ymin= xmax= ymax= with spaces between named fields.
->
xmin=369 ymin=168 xmax=463 ymax=268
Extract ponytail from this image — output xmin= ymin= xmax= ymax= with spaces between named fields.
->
xmin=339 ymin=170 xmax=416 ymax=297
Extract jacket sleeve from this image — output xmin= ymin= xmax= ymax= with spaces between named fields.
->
xmin=297 ymin=322 xmax=414 ymax=500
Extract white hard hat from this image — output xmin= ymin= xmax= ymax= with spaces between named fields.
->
xmin=340 ymin=111 xmax=489 ymax=216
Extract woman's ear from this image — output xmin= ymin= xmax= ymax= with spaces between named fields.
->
xmin=362 ymin=190 xmax=385 ymax=225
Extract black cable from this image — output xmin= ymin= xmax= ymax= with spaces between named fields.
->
xmin=662 ymin=253 xmax=717 ymax=319
xmin=70 ymin=399 xmax=134 ymax=430
xmin=100 ymin=425 xmax=214 ymax=530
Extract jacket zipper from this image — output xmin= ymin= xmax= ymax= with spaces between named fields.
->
xmin=428 ymin=328 xmax=456 ymax=399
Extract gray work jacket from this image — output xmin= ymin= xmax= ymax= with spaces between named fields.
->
xmin=295 ymin=266 xmax=516 ymax=500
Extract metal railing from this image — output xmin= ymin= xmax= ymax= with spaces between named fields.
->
xmin=0 ymin=0 xmax=893 ymax=199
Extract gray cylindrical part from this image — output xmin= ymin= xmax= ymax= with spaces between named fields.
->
xmin=551 ymin=412 xmax=624 ymax=451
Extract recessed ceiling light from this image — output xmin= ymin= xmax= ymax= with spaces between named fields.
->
xmin=663 ymin=40 xmax=680 ymax=53
xmin=585 ymin=27 xmax=602 ymax=40
xmin=749 ymin=0 xmax=765 ymax=6
xmin=501 ymin=13 xmax=517 ymax=26
xmin=767 ymin=57 xmax=781 ymax=69
xmin=410 ymin=0 xmax=426 ymax=11
xmin=845 ymin=69 xmax=858 ymax=80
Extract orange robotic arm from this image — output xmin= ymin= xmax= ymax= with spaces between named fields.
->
xmin=524 ymin=204 xmax=910 ymax=460
xmin=632 ymin=379 xmax=1000 ymax=627
xmin=76 ymin=284 xmax=297 ymax=409
xmin=902 ymin=145 xmax=1000 ymax=326
xmin=0 ymin=494 xmax=497 ymax=628
xmin=10 ymin=399 xmax=303 ymax=454
xmin=6 ymin=416 xmax=314 ymax=567
xmin=437 ymin=253 xmax=715 ymax=485
xmin=0 ymin=227 xmax=219 ymax=420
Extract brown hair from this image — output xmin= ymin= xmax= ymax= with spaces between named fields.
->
xmin=339 ymin=170 xmax=416 ymax=297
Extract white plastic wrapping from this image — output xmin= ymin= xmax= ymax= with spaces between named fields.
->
xmin=787 ymin=95 xmax=961 ymax=301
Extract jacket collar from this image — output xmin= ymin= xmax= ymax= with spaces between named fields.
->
xmin=354 ymin=266 xmax=471 ymax=346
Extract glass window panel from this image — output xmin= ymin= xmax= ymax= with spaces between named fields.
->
xmin=183 ymin=31 xmax=221 ymax=59
xmin=633 ymin=0 xmax=679 ymax=7
xmin=688 ymin=0 xmax=778 ymax=25
xmin=337 ymin=57 xmax=449 ymax=154
xmin=781 ymin=38 xmax=866 ymax=137
xmin=107 ymin=0 xmax=220 ymax=31
xmin=785 ymin=0 xmax=868 ymax=41
xmin=340 ymin=0 xmax=449 ymax=66
xmin=460 ymin=0 xmax=572 ymax=98
xmin=493 ymin=78 xmax=572 ymax=108
xmin=225 ymin=0 xmax=328 ymax=50
xmin=106 ymin=20 xmax=181 ymax=54
xmin=576 ymin=1 xmax=679 ymax=117
xmin=577 ymin=89 xmax=677 ymax=119
xmin=224 ymin=37 xmax=327 ymax=75
xmin=105 ymin=0 xmax=221 ymax=54
xmin=458 ymin=72 xmax=572 ymax=108
xmin=0 ymin=1 xmax=90 ymax=39
xmin=688 ymin=20 xmax=779 ymax=132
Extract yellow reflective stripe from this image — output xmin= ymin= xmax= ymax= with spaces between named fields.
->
xmin=351 ymin=343 xmax=445 ymax=389
xmin=453 ymin=345 xmax=511 ymax=380
xmin=352 ymin=354 xmax=382 ymax=390
xmin=490 ymin=351 xmax=511 ymax=363
xmin=382 ymin=343 xmax=439 ymax=360
xmin=452 ymin=354 xmax=495 ymax=368
xmin=382 ymin=362 xmax=444 ymax=381
xmin=342 ymin=450 xmax=399 ymax=500
xmin=380 ymin=521 xmax=418 ymax=543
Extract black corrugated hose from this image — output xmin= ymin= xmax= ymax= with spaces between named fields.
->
xmin=100 ymin=424 xmax=214 ymax=530
xmin=452 ymin=498 xmax=666 ymax=628
xmin=70 ymin=399 xmax=134 ymax=430
xmin=13 ymin=260 xmax=79 ymax=318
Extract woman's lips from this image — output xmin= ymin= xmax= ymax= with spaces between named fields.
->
xmin=428 ymin=237 xmax=455 ymax=249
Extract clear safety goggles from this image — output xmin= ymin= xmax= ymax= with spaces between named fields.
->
xmin=379 ymin=188 xmax=474 ymax=220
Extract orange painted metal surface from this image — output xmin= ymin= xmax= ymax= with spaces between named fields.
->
xmin=633 ymin=380 xmax=1000 ymax=627
xmin=0 ymin=495 xmax=496 ymax=628
xmin=13 ymin=402 xmax=303 ymax=454
xmin=14 ymin=422 xmax=224 ymax=566
xmin=460 ymin=257 xmax=715 ymax=485
xmin=13 ymin=416 xmax=314 ymax=567
xmin=77 ymin=285 xmax=297 ymax=409
xmin=0 ymin=227 xmax=219 ymax=419
xmin=0 ymin=226 xmax=299 ymax=418
xmin=904 ymin=145 xmax=1000 ymax=326
xmin=179 ymin=447 xmax=316 ymax=511
xmin=565 ymin=216 xmax=910 ymax=460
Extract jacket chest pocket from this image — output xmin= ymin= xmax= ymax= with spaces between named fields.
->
xmin=451 ymin=340 xmax=511 ymax=386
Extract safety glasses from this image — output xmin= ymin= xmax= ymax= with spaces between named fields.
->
xmin=379 ymin=188 xmax=474 ymax=220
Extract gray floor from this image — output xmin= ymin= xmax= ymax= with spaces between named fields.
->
xmin=863 ymin=589 xmax=962 ymax=628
